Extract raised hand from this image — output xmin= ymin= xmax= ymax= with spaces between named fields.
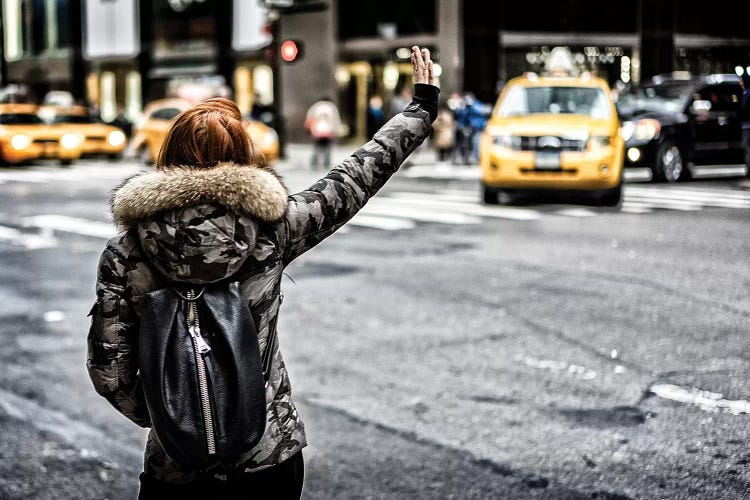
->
xmin=411 ymin=46 xmax=439 ymax=87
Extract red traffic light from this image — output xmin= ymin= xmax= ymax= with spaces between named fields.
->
xmin=280 ymin=40 xmax=300 ymax=62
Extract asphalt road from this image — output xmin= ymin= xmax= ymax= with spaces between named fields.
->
xmin=0 ymin=156 xmax=748 ymax=500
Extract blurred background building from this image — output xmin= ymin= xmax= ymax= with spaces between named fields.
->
xmin=1 ymin=0 xmax=748 ymax=143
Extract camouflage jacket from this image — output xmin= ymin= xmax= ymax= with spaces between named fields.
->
xmin=87 ymin=100 xmax=433 ymax=483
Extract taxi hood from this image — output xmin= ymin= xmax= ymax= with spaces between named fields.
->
xmin=110 ymin=163 xmax=288 ymax=284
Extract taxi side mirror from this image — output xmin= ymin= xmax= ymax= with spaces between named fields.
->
xmin=690 ymin=100 xmax=712 ymax=114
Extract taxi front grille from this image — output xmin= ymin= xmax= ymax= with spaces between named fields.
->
xmin=518 ymin=136 xmax=586 ymax=152
xmin=33 ymin=138 xmax=58 ymax=144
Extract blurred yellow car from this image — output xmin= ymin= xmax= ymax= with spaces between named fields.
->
xmin=0 ymin=103 xmax=83 ymax=165
xmin=38 ymin=105 xmax=127 ymax=159
xmin=479 ymin=73 xmax=624 ymax=205
xmin=131 ymin=99 xmax=279 ymax=164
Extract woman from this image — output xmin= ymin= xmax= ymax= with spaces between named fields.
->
xmin=87 ymin=47 xmax=438 ymax=499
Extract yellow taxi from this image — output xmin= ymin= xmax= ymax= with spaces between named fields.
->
xmin=38 ymin=105 xmax=127 ymax=159
xmin=479 ymin=68 xmax=624 ymax=206
xmin=0 ymin=103 xmax=83 ymax=165
xmin=131 ymin=99 xmax=280 ymax=164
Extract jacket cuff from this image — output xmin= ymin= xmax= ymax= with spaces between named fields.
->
xmin=411 ymin=83 xmax=440 ymax=122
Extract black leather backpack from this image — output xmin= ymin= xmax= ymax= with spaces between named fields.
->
xmin=138 ymin=282 xmax=271 ymax=468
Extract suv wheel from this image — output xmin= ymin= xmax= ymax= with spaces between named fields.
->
xmin=654 ymin=141 xmax=686 ymax=183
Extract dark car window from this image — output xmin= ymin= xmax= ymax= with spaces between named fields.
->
xmin=0 ymin=113 xmax=44 ymax=125
xmin=696 ymin=84 xmax=742 ymax=112
xmin=51 ymin=115 xmax=94 ymax=124
xmin=150 ymin=107 xmax=182 ymax=120
xmin=617 ymin=82 xmax=692 ymax=114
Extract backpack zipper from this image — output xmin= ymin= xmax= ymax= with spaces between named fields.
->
xmin=186 ymin=289 xmax=216 ymax=456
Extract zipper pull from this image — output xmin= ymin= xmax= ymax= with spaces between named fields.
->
xmin=195 ymin=334 xmax=211 ymax=354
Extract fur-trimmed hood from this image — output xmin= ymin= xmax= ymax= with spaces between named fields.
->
xmin=111 ymin=162 xmax=288 ymax=230
xmin=110 ymin=163 xmax=289 ymax=284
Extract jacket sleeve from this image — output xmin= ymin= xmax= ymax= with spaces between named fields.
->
xmin=87 ymin=247 xmax=151 ymax=427
xmin=280 ymin=89 xmax=436 ymax=264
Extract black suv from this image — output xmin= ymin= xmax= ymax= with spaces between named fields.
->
xmin=617 ymin=74 xmax=745 ymax=182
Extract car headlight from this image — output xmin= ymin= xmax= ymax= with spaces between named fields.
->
xmin=10 ymin=134 xmax=32 ymax=150
xmin=60 ymin=133 xmax=83 ymax=150
xmin=262 ymin=129 xmax=278 ymax=147
xmin=621 ymin=119 xmax=661 ymax=142
xmin=107 ymin=130 xmax=126 ymax=147
xmin=492 ymin=134 xmax=521 ymax=150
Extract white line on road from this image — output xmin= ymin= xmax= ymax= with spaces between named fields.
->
xmin=650 ymin=383 xmax=750 ymax=416
xmin=553 ymin=207 xmax=599 ymax=217
xmin=348 ymin=214 xmax=417 ymax=231
xmin=0 ymin=225 xmax=58 ymax=249
xmin=377 ymin=195 xmax=542 ymax=221
xmin=22 ymin=215 xmax=115 ymax=239
xmin=365 ymin=200 xmax=483 ymax=224
xmin=621 ymin=196 xmax=703 ymax=211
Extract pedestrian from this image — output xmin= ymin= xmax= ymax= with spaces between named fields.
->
xmin=304 ymin=96 xmax=342 ymax=168
xmin=454 ymin=93 xmax=490 ymax=164
xmin=741 ymin=74 xmax=750 ymax=175
xmin=87 ymin=46 xmax=439 ymax=500
xmin=109 ymin=105 xmax=133 ymax=138
xmin=390 ymin=85 xmax=413 ymax=117
xmin=367 ymin=94 xmax=386 ymax=139
xmin=432 ymin=106 xmax=456 ymax=162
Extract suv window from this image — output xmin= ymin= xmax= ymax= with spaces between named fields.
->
xmin=695 ymin=84 xmax=742 ymax=112
xmin=150 ymin=107 xmax=182 ymax=120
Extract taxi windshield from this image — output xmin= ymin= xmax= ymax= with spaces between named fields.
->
xmin=498 ymin=85 xmax=611 ymax=119
xmin=616 ymin=82 xmax=691 ymax=114
xmin=0 ymin=113 xmax=44 ymax=125
xmin=51 ymin=115 xmax=94 ymax=124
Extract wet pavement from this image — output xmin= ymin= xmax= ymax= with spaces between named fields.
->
xmin=0 ymin=157 xmax=749 ymax=499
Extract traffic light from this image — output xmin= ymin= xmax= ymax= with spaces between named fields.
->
xmin=280 ymin=39 xmax=303 ymax=63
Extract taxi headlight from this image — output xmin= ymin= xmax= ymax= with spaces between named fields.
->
xmin=262 ymin=129 xmax=278 ymax=147
xmin=10 ymin=134 xmax=32 ymax=150
xmin=492 ymin=134 xmax=521 ymax=150
xmin=60 ymin=132 xmax=83 ymax=150
xmin=107 ymin=130 xmax=126 ymax=147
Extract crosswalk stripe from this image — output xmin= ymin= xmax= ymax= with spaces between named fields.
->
xmin=0 ymin=225 xmax=58 ymax=249
xmin=620 ymin=205 xmax=653 ymax=214
xmin=348 ymin=214 xmax=416 ymax=231
xmin=365 ymin=200 xmax=483 ymax=224
xmin=22 ymin=215 xmax=115 ymax=239
xmin=377 ymin=195 xmax=542 ymax=221
xmin=621 ymin=197 xmax=703 ymax=211
xmin=625 ymin=187 xmax=750 ymax=205
xmin=552 ymin=207 xmax=599 ymax=217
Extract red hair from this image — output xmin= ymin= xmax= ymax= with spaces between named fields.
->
xmin=157 ymin=97 xmax=264 ymax=169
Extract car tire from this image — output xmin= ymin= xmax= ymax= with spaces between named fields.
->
xmin=59 ymin=159 xmax=73 ymax=167
xmin=598 ymin=182 xmax=622 ymax=207
xmin=108 ymin=153 xmax=122 ymax=161
xmin=482 ymin=183 xmax=498 ymax=204
xmin=653 ymin=141 xmax=686 ymax=183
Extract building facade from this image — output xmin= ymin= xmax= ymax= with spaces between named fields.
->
xmin=2 ymin=0 xmax=749 ymax=143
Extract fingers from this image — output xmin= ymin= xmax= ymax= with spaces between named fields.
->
xmin=412 ymin=46 xmax=425 ymax=68
xmin=412 ymin=46 xmax=431 ymax=85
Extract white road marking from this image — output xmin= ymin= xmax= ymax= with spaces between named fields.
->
xmin=650 ymin=383 xmax=750 ymax=416
xmin=690 ymin=165 xmax=747 ymax=178
xmin=402 ymin=165 xmax=481 ymax=180
xmin=365 ymin=200 xmax=483 ymax=225
xmin=553 ymin=207 xmax=599 ymax=217
xmin=348 ymin=214 xmax=416 ymax=231
xmin=0 ymin=225 xmax=58 ymax=249
xmin=623 ymin=168 xmax=653 ymax=182
xmin=22 ymin=215 xmax=115 ymax=239
xmin=379 ymin=194 xmax=542 ymax=221
xmin=621 ymin=196 xmax=703 ymax=211
xmin=43 ymin=311 xmax=67 ymax=322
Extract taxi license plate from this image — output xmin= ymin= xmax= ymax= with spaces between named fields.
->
xmin=534 ymin=152 xmax=561 ymax=170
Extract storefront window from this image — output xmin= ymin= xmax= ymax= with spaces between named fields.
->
xmin=338 ymin=0 xmax=435 ymax=39
xmin=152 ymin=0 xmax=217 ymax=58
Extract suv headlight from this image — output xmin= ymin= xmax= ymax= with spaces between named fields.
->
xmin=10 ymin=134 xmax=32 ymax=150
xmin=60 ymin=132 xmax=83 ymax=150
xmin=107 ymin=130 xmax=126 ymax=147
xmin=492 ymin=134 xmax=521 ymax=150
xmin=621 ymin=119 xmax=661 ymax=142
